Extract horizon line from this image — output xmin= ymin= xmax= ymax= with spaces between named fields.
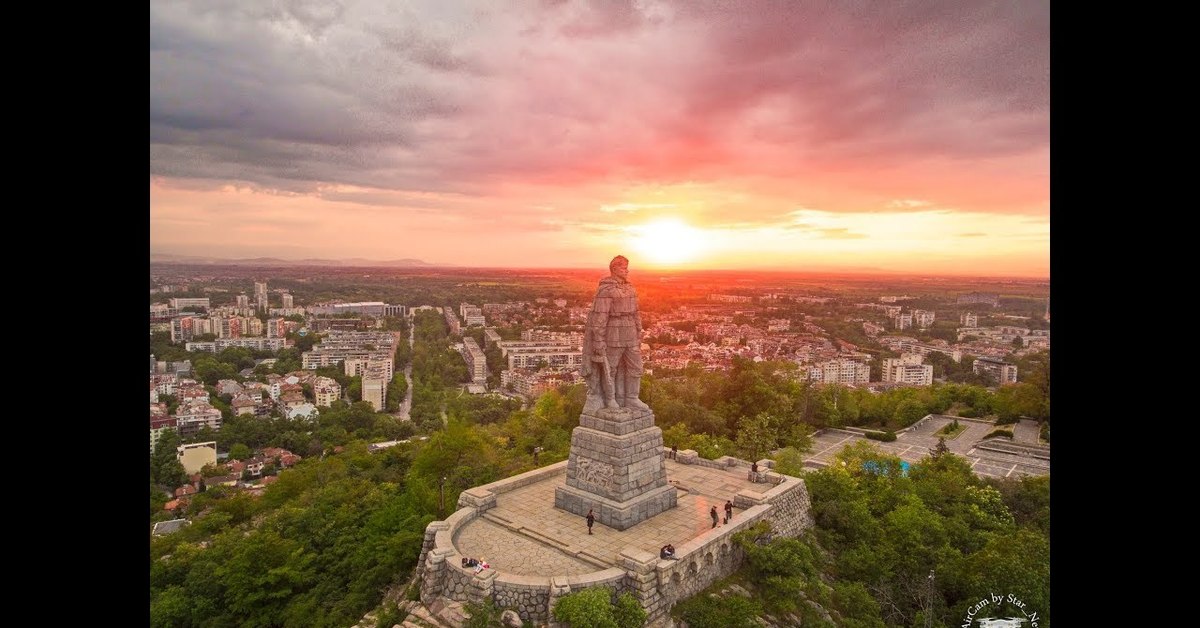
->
xmin=150 ymin=257 xmax=1048 ymax=281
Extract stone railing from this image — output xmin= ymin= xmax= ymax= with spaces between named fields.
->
xmin=668 ymin=449 xmax=784 ymax=486
xmin=645 ymin=503 xmax=771 ymax=615
xmin=462 ymin=460 xmax=569 ymax=503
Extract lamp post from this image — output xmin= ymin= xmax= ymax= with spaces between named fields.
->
xmin=439 ymin=476 xmax=447 ymax=518
xmin=926 ymin=569 xmax=935 ymax=628
xmin=533 ymin=446 xmax=543 ymax=466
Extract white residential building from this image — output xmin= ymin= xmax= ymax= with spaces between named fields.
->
xmin=913 ymin=309 xmax=935 ymax=329
xmin=186 ymin=337 xmax=289 ymax=353
xmin=175 ymin=401 xmax=223 ymax=438
xmin=973 ymin=357 xmax=1018 ymax=384
xmin=768 ymin=319 xmax=791 ymax=332
xmin=808 ymin=358 xmax=870 ymax=385
xmin=303 ymin=330 xmax=398 ymax=377
xmin=882 ymin=353 xmax=925 ymax=382
xmin=314 ymin=376 xmax=342 ymax=407
xmin=520 ymin=330 xmax=585 ymax=345
xmin=462 ymin=338 xmax=487 ymax=385
xmin=169 ymin=297 xmax=211 ymax=310
xmin=361 ymin=364 xmax=389 ymax=411
xmin=254 ymin=281 xmax=269 ymax=311
xmin=497 ymin=341 xmax=584 ymax=369
xmin=884 ymin=363 xmax=934 ymax=386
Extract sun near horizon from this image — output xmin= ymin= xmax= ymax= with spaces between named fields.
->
xmin=150 ymin=1 xmax=1048 ymax=279
xmin=626 ymin=219 xmax=711 ymax=267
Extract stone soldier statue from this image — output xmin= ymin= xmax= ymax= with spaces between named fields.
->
xmin=582 ymin=255 xmax=651 ymax=412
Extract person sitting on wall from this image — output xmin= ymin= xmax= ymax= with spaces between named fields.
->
xmin=660 ymin=544 xmax=677 ymax=560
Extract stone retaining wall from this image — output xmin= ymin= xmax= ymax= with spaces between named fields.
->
xmin=415 ymin=455 xmax=812 ymax=624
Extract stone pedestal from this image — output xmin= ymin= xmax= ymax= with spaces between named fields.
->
xmin=554 ymin=406 xmax=677 ymax=530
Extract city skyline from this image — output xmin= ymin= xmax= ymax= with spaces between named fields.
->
xmin=150 ymin=1 xmax=1049 ymax=277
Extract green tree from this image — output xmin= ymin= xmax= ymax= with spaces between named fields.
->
xmin=947 ymin=529 xmax=1050 ymax=624
xmin=771 ymin=446 xmax=808 ymax=477
xmin=893 ymin=398 xmax=927 ymax=428
xmin=228 ymin=443 xmax=252 ymax=461
xmin=674 ymin=595 xmax=761 ymax=628
xmin=734 ymin=412 xmax=777 ymax=461
xmin=151 ymin=430 xmax=188 ymax=488
xmin=410 ymin=420 xmax=499 ymax=514
xmin=553 ymin=587 xmax=645 ymax=628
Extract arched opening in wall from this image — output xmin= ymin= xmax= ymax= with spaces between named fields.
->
xmin=719 ymin=542 xmax=729 ymax=555
xmin=705 ymin=552 xmax=714 ymax=566
xmin=687 ymin=562 xmax=698 ymax=576
xmin=671 ymin=572 xmax=682 ymax=586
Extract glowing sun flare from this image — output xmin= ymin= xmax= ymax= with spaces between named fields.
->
xmin=628 ymin=219 xmax=707 ymax=265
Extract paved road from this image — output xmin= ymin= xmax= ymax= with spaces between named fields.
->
xmin=396 ymin=323 xmax=414 ymax=421
xmin=1013 ymin=418 xmax=1040 ymax=444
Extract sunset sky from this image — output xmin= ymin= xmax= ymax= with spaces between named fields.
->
xmin=150 ymin=0 xmax=1049 ymax=277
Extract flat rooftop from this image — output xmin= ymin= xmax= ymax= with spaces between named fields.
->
xmin=453 ymin=460 xmax=764 ymax=576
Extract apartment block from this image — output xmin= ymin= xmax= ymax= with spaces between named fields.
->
xmin=497 ymin=341 xmax=583 ymax=369
xmin=462 ymin=337 xmax=487 ymax=385
xmin=361 ymin=363 xmax=389 ymax=411
xmin=808 ymin=358 xmax=870 ymax=385
xmin=169 ymin=297 xmax=211 ymax=310
xmin=311 ymin=382 xmax=337 ymax=408
xmin=973 ymin=357 xmax=1018 ymax=384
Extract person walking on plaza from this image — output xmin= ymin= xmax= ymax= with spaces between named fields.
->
xmin=587 ymin=508 xmax=595 ymax=535
xmin=724 ymin=500 xmax=733 ymax=524
xmin=710 ymin=505 xmax=719 ymax=528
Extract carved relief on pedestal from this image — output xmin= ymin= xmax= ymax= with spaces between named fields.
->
xmin=574 ymin=456 xmax=615 ymax=492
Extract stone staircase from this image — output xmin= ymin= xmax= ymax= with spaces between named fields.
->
xmin=973 ymin=438 xmax=1051 ymax=461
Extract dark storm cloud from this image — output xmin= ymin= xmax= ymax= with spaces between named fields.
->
xmin=150 ymin=0 xmax=1048 ymax=201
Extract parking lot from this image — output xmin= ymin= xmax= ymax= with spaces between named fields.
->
xmin=804 ymin=416 xmax=1049 ymax=479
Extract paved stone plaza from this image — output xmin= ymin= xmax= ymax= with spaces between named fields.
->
xmin=454 ymin=459 xmax=764 ymax=575
xmin=806 ymin=416 xmax=1049 ymax=479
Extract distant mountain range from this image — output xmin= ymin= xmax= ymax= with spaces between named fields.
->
xmin=149 ymin=253 xmax=437 ymax=267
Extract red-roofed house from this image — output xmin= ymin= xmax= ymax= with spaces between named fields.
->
xmin=230 ymin=394 xmax=259 ymax=416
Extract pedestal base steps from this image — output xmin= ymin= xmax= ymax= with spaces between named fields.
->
xmin=554 ymin=407 xmax=677 ymax=530
xmin=554 ymin=482 xmax=678 ymax=531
